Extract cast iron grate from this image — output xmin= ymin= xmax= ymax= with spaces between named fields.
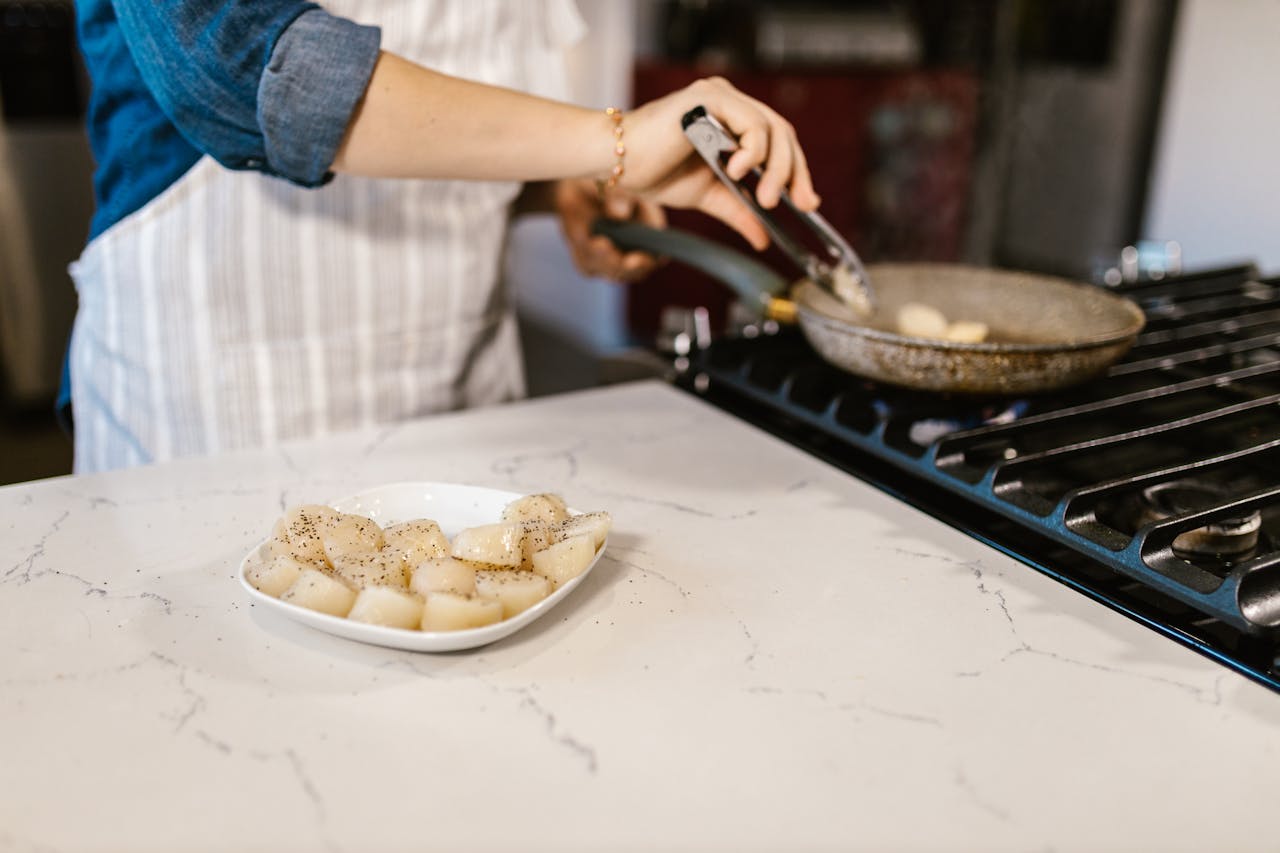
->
xmin=679 ymin=263 xmax=1280 ymax=692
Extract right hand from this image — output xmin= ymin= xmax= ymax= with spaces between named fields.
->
xmin=619 ymin=77 xmax=821 ymax=250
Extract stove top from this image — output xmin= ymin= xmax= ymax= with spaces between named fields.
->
xmin=676 ymin=262 xmax=1280 ymax=692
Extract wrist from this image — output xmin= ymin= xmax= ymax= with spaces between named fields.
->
xmin=601 ymin=106 xmax=626 ymax=189
xmin=571 ymin=107 xmax=628 ymax=187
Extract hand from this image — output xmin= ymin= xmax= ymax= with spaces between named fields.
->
xmin=553 ymin=178 xmax=667 ymax=283
xmin=620 ymin=77 xmax=821 ymax=250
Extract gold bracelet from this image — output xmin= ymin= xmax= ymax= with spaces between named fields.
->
xmin=603 ymin=106 xmax=625 ymax=189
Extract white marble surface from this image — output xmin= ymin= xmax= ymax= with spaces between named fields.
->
xmin=3 ymin=381 xmax=1280 ymax=852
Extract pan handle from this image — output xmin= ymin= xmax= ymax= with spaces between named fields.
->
xmin=591 ymin=219 xmax=788 ymax=315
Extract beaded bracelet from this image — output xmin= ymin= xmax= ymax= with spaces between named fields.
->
xmin=603 ymin=106 xmax=625 ymax=189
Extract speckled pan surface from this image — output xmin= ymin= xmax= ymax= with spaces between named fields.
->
xmin=238 ymin=481 xmax=605 ymax=652
xmin=795 ymin=263 xmax=1146 ymax=393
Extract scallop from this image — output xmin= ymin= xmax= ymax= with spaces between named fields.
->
xmin=896 ymin=303 xmax=949 ymax=339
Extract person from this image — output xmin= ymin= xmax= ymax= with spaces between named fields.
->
xmin=69 ymin=0 xmax=820 ymax=473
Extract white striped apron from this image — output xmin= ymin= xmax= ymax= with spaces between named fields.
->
xmin=68 ymin=0 xmax=585 ymax=473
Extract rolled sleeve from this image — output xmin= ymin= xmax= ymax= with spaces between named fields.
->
xmin=258 ymin=9 xmax=382 ymax=186
xmin=110 ymin=1 xmax=380 ymax=187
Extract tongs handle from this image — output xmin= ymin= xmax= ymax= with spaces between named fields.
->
xmin=681 ymin=106 xmax=875 ymax=314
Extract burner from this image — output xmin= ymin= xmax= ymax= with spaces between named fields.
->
xmin=905 ymin=400 xmax=1031 ymax=446
xmin=1136 ymin=481 xmax=1262 ymax=558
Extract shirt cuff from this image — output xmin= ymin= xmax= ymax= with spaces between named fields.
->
xmin=257 ymin=8 xmax=382 ymax=187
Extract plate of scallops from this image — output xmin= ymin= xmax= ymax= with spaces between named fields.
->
xmin=239 ymin=482 xmax=611 ymax=651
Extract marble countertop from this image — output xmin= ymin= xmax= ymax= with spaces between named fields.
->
xmin=4 ymin=381 xmax=1279 ymax=852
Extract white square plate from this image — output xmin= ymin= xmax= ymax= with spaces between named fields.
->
xmin=238 ymin=482 xmax=606 ymax=652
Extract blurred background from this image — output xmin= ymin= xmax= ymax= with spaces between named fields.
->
xmin=2 ymin=0 xmax=1277 ymax=483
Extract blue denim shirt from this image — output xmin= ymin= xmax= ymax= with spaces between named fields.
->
xmin=62 ymin=1 xmax=381 ymax=428
xmin=76 ymin=1 xmax=382 ymax=240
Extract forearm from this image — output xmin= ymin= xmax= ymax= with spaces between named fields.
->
xmin=332 ymin=51 xmax=613 ymax=182
xmin=330 ymin=54 xmax=820 ymax=250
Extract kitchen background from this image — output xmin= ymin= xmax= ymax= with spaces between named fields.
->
xmin=0 ymin=0 xmax=1275 ymax=485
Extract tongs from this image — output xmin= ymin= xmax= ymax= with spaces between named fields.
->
xmin=682 ymin=106 xmax=875 ymax=316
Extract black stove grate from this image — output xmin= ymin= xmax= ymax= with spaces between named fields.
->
xmin=679 ymin=263 xmax=1280 ymax=691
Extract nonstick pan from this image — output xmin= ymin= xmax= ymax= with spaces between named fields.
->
xmin=594 ymin=220 xmax=1146 ymax=394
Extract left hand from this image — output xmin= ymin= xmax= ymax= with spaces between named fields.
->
xmin=553 ymin=179 xmax=666 ymax=283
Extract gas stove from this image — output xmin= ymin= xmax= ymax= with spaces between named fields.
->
xmin=673 ymin=261 xmax=1280 ymax=692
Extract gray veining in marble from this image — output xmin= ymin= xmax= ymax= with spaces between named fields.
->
xmin=3 ymin=381 xmax=1280 ymax=852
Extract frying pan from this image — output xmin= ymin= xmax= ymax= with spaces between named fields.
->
xmin=594 ymin=219 xmax=1147 ymax=395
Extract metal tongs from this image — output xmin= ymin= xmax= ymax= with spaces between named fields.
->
xmin=682 ymin=106 xmax=875 ymax=316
